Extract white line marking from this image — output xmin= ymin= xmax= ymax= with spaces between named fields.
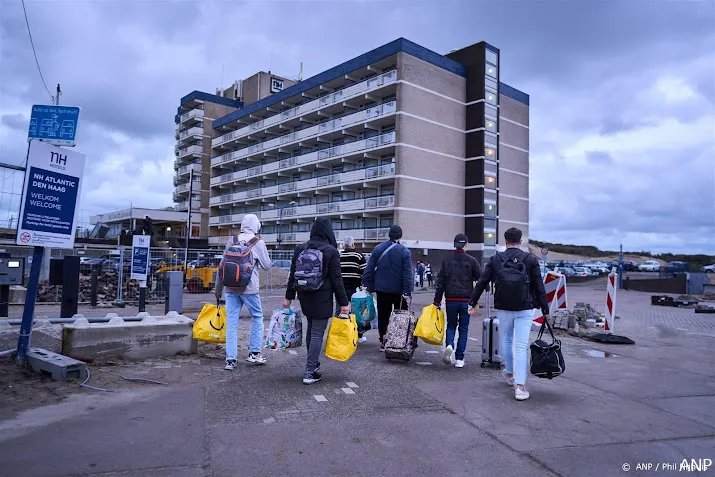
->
xmin=263 ymin=417 xmax=275 ymax=424
xmin=341 ymin=388 xmax=356 ymax=395
xmin=468 ymin=337 xmax=478 ymax=341
xmin=425 ymin=350 xmax=439 ymax=354
xmin=288 ymin=350 xmax=298 ymax=355
xmin=314 ymin=395 xmax=328 ymax=402
xmin=678 ymin=328 xmax=688 ymax=331
xmin=346 ymin=382 xmax=359 ymax=388
xmin=416 ymin=362 xmax=433 ymax=366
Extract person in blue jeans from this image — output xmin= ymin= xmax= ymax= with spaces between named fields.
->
xmin=433 ymin=234 xmax=481 ymax=368
xmin=215 ymin=214 xmax=272 ymax=370
xmin=469 ymin=227 xmax=550 ymax=401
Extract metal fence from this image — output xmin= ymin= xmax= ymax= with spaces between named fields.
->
xmin=0 ymin=243 xmax=295 ymax=305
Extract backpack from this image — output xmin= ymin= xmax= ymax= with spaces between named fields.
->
xmin=494 ymin=252 xmax=530 ymax=310
xmin=293 ymin=244 xmax=324 ymax=292
xmin=220 ymin=236 xmax=259 ymax=288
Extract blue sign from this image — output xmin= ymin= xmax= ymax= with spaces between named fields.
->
xmin=28 ymin=104 xmax=81 ymax=146
xmin=131 ymin=235 xmax=151 ymax=281
xmin=17 ymin=142 xmax=86 ymax=249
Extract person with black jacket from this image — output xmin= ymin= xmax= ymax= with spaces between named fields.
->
xmin=433 ymin=234 xmax=481 ymax=368
xmin=469 ymin=227 xmax=550 ymax=401
xmin=284 ymin=217 xmax=349 ymax=385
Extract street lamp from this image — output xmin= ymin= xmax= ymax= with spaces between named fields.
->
xmin=268 ymin=201 xmax=296 ymax=249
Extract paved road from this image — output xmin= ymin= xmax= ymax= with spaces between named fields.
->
xmin=0 ymin=285 xmax=713 ymax=476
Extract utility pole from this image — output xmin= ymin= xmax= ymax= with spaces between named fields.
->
xmin=185 ymin=168 xmax=193 ymax=266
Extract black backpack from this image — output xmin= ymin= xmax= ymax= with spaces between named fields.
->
xmin=293 ymin=244 xmax=324 ymax=292
xmin=494 ymin=252 xmax=530 ymax=310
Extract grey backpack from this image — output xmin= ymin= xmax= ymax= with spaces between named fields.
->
xmin=293 ymin=245 xmax=324 ymax=292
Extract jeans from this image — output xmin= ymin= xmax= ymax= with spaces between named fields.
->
xmin=445 ymin=302 xmax=470 ymax=360
xmin=375 ymin=292 xmax=408 ymax=341
xmin=225 ymin=291 xmax=264 ymax=360
xmin=305 ymin=316 xmax=330 ymax=377
xmin=497 ymin=309 xmax=534 ymax=386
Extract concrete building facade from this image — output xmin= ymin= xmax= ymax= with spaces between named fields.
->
xmin=179 ymin=38 xmax=529 ymax=264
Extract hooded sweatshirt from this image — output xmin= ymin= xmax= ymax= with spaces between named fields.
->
xmin=217 ymin=214 xmax=271 ymax=295
xmin=285 ymin=217 xmax=348 ymax=318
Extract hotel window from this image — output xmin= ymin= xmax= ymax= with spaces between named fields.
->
xmin=485 ymin=118 xmax=497 ymax=133
xmin=485 ymin=147 xmax=497 ymax=161
xmin=484 ymin=203 xmax=497 ymax=218
xmin=484 ymin=218 xmax=497 ymax=230
xmin=484 ymin=161 xmax=498 ymax=175
xmin=485 ymin=133 xmax=498 ymax=147
xmin=486 ymin=49 xmax=498 ymax=66
xmin=484 ymin=232 xmax=497 ymax=246
xmin=485 ymin=174 xmax=497 ymax=190
xmin=485 ymin=104 xmax=498 ymax=120
xmin=485 ymin=90 xmax=497 ymax=106
xmin=485 ymin=63 xmax=498 ymax=79
xmin=380 ymin=217 xmax=394 ymax=228
xmin=485 ymin=77 xmax=498 ymax=92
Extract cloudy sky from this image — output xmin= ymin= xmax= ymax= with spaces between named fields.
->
xmin=1 ymin=0 xmax=713 ymax=254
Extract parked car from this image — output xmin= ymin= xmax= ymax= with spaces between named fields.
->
xmin=638 ymin=260 xmax=661 ymax=272
xmin=590 ymin=267 xmax=610 ymax=275
xmin=557 ymin=267 xmax=576 ymax=277
xmin=79 ymin=257 xmax=104 ymax=276
xmin=701 ymin=264 xmax=715 ymax=273
xmin=271 ymin=260 xmax=291 ymax=271
xmin=572 ymin=267 xmax=592 ymax=277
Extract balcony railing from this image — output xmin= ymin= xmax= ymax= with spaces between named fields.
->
xmin=179 ymin=145 xmax=203 ymax=158
xmin=179 ymin=126 xmax=203 ymax=142
xmin=175 ymin=180 xmax=201 ymax=194
xmin=177 ymin=163 xmax=202 ymax=176
xmin=210 ymin=164 xmax=394 ymax=205
xmin=175 ymin=199 xmax=202 ymax=211
xmin=211 ymin=100 xmax=397 ymax=167
xmin=212 ymin=69 xmax=397 ymax=148
xmin=209 ymin=195 xmax=394 ymax=224
xmin=180 ymin=108 xmax=204 ymax=123
xmin=209 ymin=227 xmax=391 ymax=246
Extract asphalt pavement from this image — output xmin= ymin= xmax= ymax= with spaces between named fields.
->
xmin=0 ymin=285 xmax=713 ymax=477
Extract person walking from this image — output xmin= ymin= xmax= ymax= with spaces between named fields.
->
xmin=425 ymin=262 xmax=434 ymax=287
xmin=468 ymin=228 xmax=550 ymax=401
xmin=433 ymin=234 xmax=481 ymax=368
xmin=416 ymin=261 xmax=426 ymax=288
xmin=215 ymin=214 xmax=272 ymax=370
xmin=284 ymin=217 xmax=349 ymax=385
xmin=362 ymin=225 xmax=413 ymax=351
xmin=339 ymin=236 xmax=367 ymax=343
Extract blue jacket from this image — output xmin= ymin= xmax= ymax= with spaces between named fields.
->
xmin=362 ymin=240 xmax=413 ymax=296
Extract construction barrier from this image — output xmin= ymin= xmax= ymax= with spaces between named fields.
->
xmin=605 ymin=271 xmax=617 ymax=333
xmin=533 ymin=271 xmax=567 ymax=325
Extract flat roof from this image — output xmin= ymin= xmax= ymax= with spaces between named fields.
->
xmin=90 ymin=207 xmax=201 ymax=225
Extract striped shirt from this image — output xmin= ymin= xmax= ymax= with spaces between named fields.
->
xmin=340 ymin=249 xmax=366 ymax=282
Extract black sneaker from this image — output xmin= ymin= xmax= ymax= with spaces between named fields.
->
xmin=302 ymin=371 xmax=322 ymax=385
xmin=315 ymin=362 xmax=321 ymax=374
xmin=224 ymin=359 xmax=238 ymax=370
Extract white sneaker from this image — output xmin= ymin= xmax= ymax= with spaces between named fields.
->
xmin=454 ymin=360 xmax=465 ymax=368
xmin=246 ymin=353 xmax=267 ymax=365
xmin=502 ymin=370 xmax=515 ymax=386
xmin=442 ymin=345 xmax=454 ymax=365
xmin=515 ymin=387 xmax=530 ymax=401
xmin=358 ymin=336 xmax=367 ymax=343
xmin=224 ymin=359 xmax=237 ymax=370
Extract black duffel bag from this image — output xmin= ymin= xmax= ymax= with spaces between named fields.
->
xmin=530 ymin=317 xmax=565 ymax=379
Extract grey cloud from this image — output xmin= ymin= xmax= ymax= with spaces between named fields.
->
xmin=584 ymin=151 xmax=613 ymax=166
xmin=0 ymin=114 xmax=26 ymax=131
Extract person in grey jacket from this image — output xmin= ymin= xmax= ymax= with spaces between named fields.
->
xmin=215 ymin=214 xmax=272 ymax=370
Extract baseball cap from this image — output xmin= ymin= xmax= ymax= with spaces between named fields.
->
xmin=454 ymin=233 xmax=468 ymax=249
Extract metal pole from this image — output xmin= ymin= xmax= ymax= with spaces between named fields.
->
xmin=185 ymin=169 xmax=193 ymax=265
xmin=277 ymin=206 xmax=283 ymax=250
xmin=138 ymin=280 xmax=146 ymax=312
xmin=116 ymin=246 xmax=124 ymax=303
xmin=16 ymin=246 xmax=45 ymax=363
xmin=90 ymin=268 xmax=98 ymax=307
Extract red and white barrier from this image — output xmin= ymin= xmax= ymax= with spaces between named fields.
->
xmin=605 ymin=271 xmax=617 ymax=333
xmin=533 ymin=271 xmax=567 ymax=325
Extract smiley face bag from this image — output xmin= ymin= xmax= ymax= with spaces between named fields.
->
xmin=193 ymin=301 xmax=226 ymax=343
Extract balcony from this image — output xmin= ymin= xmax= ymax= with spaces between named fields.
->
xmin=211 ymin=100 xmax=397 ymax=167
xmin=179 ymin=126 xmax=203 ymax=144
xmin=176 ymin=162 xmax=202 ymax=177
xmin=175 ymin=180 xmax=201 ymax=194
xmin=209 ymin=195 xmax=395 ymax=224
xmin=179 ymin=145 xmax=203 ymax=159
xmin=261 ymin=228 xmax=392 ymax=245
xmin=211 ymin=164 xmax=395 ymax=206
xmin=180 ymin=108 xmax=204 ymax=124
xmin=175 ymin=199 xmax=202 ymax=212
xmin=211 ymin=132 xmax=395 ymax=188
xmin=213 ymin=69 xmax=397 ymax=149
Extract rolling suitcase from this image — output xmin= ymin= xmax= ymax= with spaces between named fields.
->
xmin=384 ymin=304 xmax=418 ymax=361
xmin=481 ymin=291 xmax=503 ymax=368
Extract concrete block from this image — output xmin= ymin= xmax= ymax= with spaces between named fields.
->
xmin=9 ymin=285 xmax=27 ymax=304
xmin=26 ymin=348 xmax=85 ymax=380
xmin=62 ymin=314 xmax=197 ymax=360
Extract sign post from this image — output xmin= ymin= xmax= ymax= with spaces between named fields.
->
xmin=15 ymin=141 xmax=86 ymax=363
xmin=541 ymin=247 xmax=549 ymax=262
xmin=131 ymin=235 xmax=150 ymax=312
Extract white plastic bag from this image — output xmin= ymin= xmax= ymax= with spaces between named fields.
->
xmin=265 ymin=307 xmax=303 ymax=349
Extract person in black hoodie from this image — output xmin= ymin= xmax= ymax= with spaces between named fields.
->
xmin=284 ymin=217 xmax=349 ymax=385
xmin=433 ymin=234 xmax=481 ymax=368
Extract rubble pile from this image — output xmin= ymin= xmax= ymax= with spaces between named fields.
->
xmin=546 ymin=303 xmax=609 ymax=334
xmin=36 ymin=275 xmax=143 ymax=303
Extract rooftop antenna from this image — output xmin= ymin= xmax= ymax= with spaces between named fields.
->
xmin=299 ymin=62 xmax=303 ymax=81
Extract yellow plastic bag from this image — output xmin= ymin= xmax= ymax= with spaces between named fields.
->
xmin=414 ymin=304 xmax=445 ymax=345
xmin=193 ymin=302 xmax=226 ymax=343
xmin=325 ymin=314 xmax=358 ymax=361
